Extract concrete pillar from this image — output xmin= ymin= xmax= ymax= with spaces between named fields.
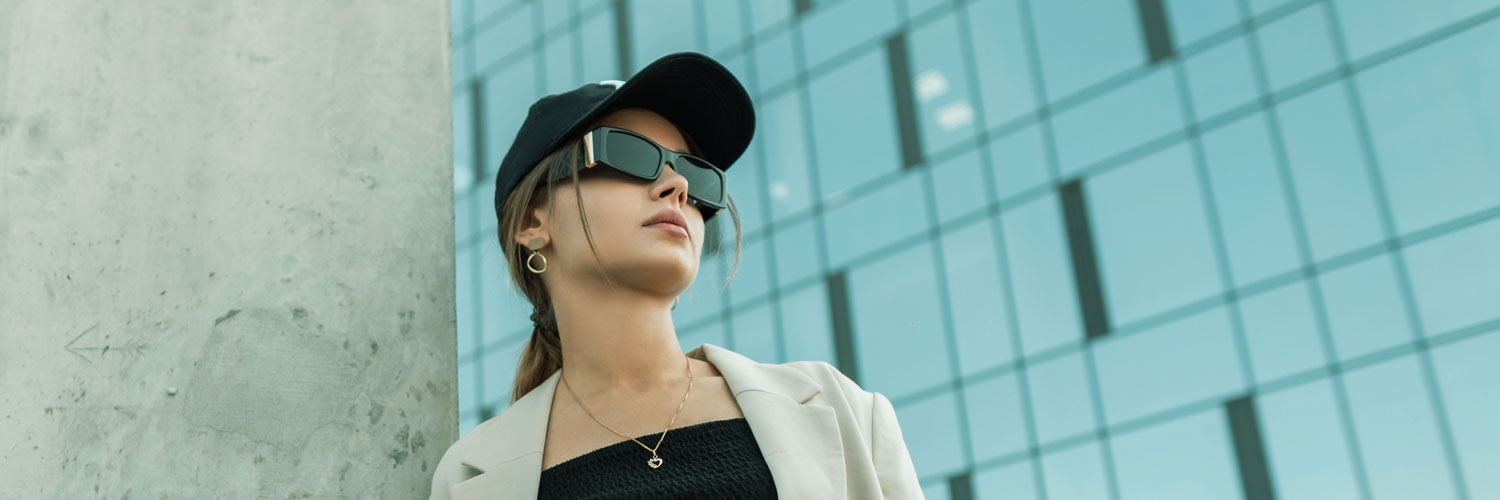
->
xmin=0 ymin=1 xmax=455 ymax=497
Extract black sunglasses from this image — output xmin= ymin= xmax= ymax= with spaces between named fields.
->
xmin=552 ymin=126 xmax=728 ymax=216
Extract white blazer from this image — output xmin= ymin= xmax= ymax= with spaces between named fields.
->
xmin=429 ymin=342 xmax=925 ymax=499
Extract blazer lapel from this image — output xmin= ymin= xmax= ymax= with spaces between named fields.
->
xmin=451 ymin=342 xmax=847 ymax=499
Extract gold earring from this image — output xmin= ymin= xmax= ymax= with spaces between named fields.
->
xmin=526 ymin=237 xmax=547 ymax=274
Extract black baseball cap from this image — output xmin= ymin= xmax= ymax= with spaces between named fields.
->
xmin=492 ymin=51 xmax=756 ymax=223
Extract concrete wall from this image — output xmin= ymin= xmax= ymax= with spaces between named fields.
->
xmin=0 ymin=1 xmax=455 ymax=497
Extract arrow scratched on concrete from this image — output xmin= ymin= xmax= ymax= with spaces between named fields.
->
xmin=65 ymin=323 xmax=148 ymax=363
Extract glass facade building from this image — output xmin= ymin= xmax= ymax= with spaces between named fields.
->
xmin=449 ymin=0 xmax=1500 ymax=498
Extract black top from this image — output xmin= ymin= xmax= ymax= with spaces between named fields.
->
xmin=537 ymin=417 xmax=778 ymax=500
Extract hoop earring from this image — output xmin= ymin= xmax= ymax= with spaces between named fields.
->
xmin=526 ymin=237 xmax=548 ymax=274
xmin=671 ymin=296 xmax=679 ymax=310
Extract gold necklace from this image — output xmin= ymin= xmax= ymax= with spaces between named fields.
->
xmin=560 ymin=355 xmax=693 ymax=469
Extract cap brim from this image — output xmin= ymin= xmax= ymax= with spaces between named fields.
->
xmin=564 ymin=52 xmax=756 ymax=173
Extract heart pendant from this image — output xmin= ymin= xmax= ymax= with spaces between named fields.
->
xmin=647 ymin=456 xmax=663 ymax=469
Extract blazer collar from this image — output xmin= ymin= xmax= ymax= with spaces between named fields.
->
xmin=452 ymin=342 xmax=847 ymax=499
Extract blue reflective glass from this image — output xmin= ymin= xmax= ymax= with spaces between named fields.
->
xmin=702 ymin=0 xmax=746 ymax=56
xmin=1111 ymin=409 xmax=1243 ymax=500
xmin=481 ymin=57 xmax=537 ymax=179
xmin=1052 ymin=67 xmax=1184 ymax=176
xmin=1093 ymin=307 xmax=1246 ymax=426
xmin=779 ymin=282 xmax=836 ymax=365
xmin=727 ymin=236 xmax=772 ymax=306
xmin=931 ymin=148 xmax=989 ymax=223
xmin=542 ymin=31 xmax=576 ymax=96
xmin=1403 ymin=217 xmax=1500 ymax=336
xmin=1342 ymin=356 xmax=1460 ymax=500
xmin=809 ymin=49 xmax=902 ymax=199
xmin=987 ymin=124 xmax=1050 ymax=201
xmin=457 ymin=246 xmax=478 ymax=358
xmin=1028 ymin=0 xmax=1145 ymax=100
xmin=478 ymin=245 xmax=527 ymax=346
xmin=798 ymin=0 xmax=901 ymax=71
xmin=1258 ymin=378 xmax=1364 ymax=500
xmin=1357 ymin=17 xmax=1500 ymax=235
xmin=1183 ymin=36 xmax=1260 ymax=121
xmin=848 ymin=242 xmax=951 ymax=399
xmin=1088 ymin=143 xmax=1223 ymax=327
xmin=724 ymin=124 xmax=767 ymax=235
xmin=1257 ymin=4 xmax=1338 ymax=91
xmin=940 ymin=219 xmax=1015 ymax=375
xmin=455 ymin=91 xmax=475 ymax=191
xmin=1001 ymin=194 xmax=1086 ymax=355
xmin=1331 ymin=0 xmax=1500 ymax=61
xmin=1431 ymin=331 xmax=1500 ymax=498
xmin=459 ymin=358 xmax=479 ymax=415
xmin=772 ymin=217 xmax=821 ymax=288
xmin=964 ymin=373 xmax=1029 ymax=461
xmin=1164 ymin=0 xmax=1240 ymax=48
xmin=681 ymin=319 xmax=729 ymax=352
xmin=1320 ymin=255 xmax=1415 ymax=361
xmin=895 ymin=391 xmax=967 ymax=478
xmin=823 ymin=172 xmax=927 ymax=269
xmin=1200 ymin=113 xmax=1302 ymax=286
xmin=747 ymin=0 xmax=792 ymax=35
xmin=974 ymin=459 xmax=1039 ymax=500
xmin=910 ymin=12 xmax=980 ymax=157
xmin=481 ymin=340 xmax=527 ymax=410
xmin=1239 ymin=280 xmax=1328 ymax=384
xmin=730 ymin=301 xmax=779 ymax=363
xmin=474 ymin=5 xmax=534 ymax=72
xmin=1040 ymin=441 xmax=1112 ymax=500
xmin=579 ymin=8 xmax=618 ymax=84
xmin=759 ymin=89 xmax=816 ymax=220
xmin=754 ymin=28 xmax=797 ymax=93
xmin=628 ymin=0 xmax=698 ymax=74
xmin=965 ymin=0 xmax=1037 ymax=128
xmin=1025 ymin=350 xmax=1096 ymax=444
xmin=1276 ymin=84 xmax=1386 ymax=261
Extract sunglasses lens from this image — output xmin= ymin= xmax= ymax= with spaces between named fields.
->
xmin=679 ymin=156 xmax=725 ymax=208
xmin=605 ymin=130 xmax=662 ymax=178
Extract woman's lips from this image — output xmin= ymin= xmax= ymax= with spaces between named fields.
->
xmin=647 ymin=222 xmax=689 ymax=239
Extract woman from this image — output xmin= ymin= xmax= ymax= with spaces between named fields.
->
xmin=429 ymin=52 xmax=923 ymax=499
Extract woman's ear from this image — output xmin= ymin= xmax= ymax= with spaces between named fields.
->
xmin=513 ymin=206 xmax=550 ymax=250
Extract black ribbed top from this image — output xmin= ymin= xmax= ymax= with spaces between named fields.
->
xmin=537 ymin=417 xmax=778 ymax=500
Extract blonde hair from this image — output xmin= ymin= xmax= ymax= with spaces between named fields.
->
xmin=497 ymin=131 xmax=744 ymax=404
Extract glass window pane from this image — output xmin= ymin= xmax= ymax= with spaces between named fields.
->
xmin=1403 ymin=217 xmax=1500 ymax=336
xmin=460 ymin=410 xmax=480 ymax=437
xmin=1001 ymin=194 xmax=1086 ymax=355
xmin=772 ymin=217 xmax=821 ymax=288
xmin=541 ymin=0 xmax=572 ymax=34
xmin=896 ymin=391 xmax=967 ymax=479
xmin=681 ymin=318 xmax=728 ymax=352
xmin=1331 ymin=0 xmax=1500 ymax=61
xmin=1025 ymin=350 xmax=1096 ymax=444
xmin=910 ymin=11 xmax=980 ymax=156
xmin=676 ymin=246 xmax=726 ymax=325
xmin=457 ymin=246 xmax=478 ymax=358
xmin=1240 ymin=280 xmax=1328 ymax=384
xmin=724 ymin=130 xmax=767 ymax=235
xmin=1112 ymin=409 xmax=1243 ymax=500
xmin=1258 ymin=378 xmax=1364 ymax=500
xmin=823 ymin=171 xmax=928 ymax=270
xmin=1356 ymin=17 xmax=1500 ymax=235
xmin=1183 ymin=36 xmax=1260 ymax=121
xmin=1276 ymin=84 xmax=1386 ymax=261
xmin=1028 ymin=0 xmax=1145 ymax=100
xmin=1319 ymin=254 xmax=1414 ymax=360
xmin=628 ymin=0 xmax=699 ymax=74
xmin=753 ymin=28 xmax=797 ymax=94
xmin=730 ymin=301 xmax=779 ymax=363
xmin=1200 ymin=113 xmax=1302 ymax=287
xmin=481 ymin=56 xmax=537 ymax=180
xmin=579 ymin=6 xmax=619 ymax=84
xmin=473 ymin=5 xmax=534 ymax=72
xmin=459 ymin=358 xmax=479 ymax=415
xmin=726 ymin=235 xmax=772 ymax=306
xmin=1343 ymin=356 xmax=1460 ymax=500
xmin=541 ymin=31 xmax=577 ymax=96
xmin=965 ymin=373 xmax=1029 ymax=462
xmin=965 ymin=0 xmax=1037 ymax=128
xmin=455 ymin=90 xmax=475 ymax=192
xmin=1088 ymin=143 xmax=1223 ymax=327
xmin=702 ymin=0 xmax=745 ymax=56
xmin=930 ymin=147 xmax=990 ymax=224
xmin=1164 ymin=0 xmax=1240 ymax=49
xmin=1093 ymin=307 xmax=1247 ymax=426
xmin=478 ymin=245 xmax=528 ymax=347
xmin=849 ymin=242 xmax=951 ymax=399
xmin=1052 ymin=67 xmax=1184 ymax=176
xmin=760 ymin=89 xmax=816 ymax=220
xmin=798 ymin=0 xmax=901 ymax=72
xmin=808 ymin=49 xmax=903 ymax=200
xmin=1257 ymin=4 xmax=1338 ymax=91
xmin=1040 ymin=440 xmax=1112 ymax=500
xmin=747 ymin=0 xmax=792 ymax=36
xmin=481 ymin=340 xmax=527 ymax=411
xmin=779 ymin=282 xmax=835 ymax=365
xmin=987 ymin=124 xmax=1050 ymax=201
xmin=940 ymin=218 xmax=1015 ymax=376
xmin=1431 ymin=330 xmax=1500 ymax=499
xmin=974 ymin=459 xmax=1040 ymax=500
